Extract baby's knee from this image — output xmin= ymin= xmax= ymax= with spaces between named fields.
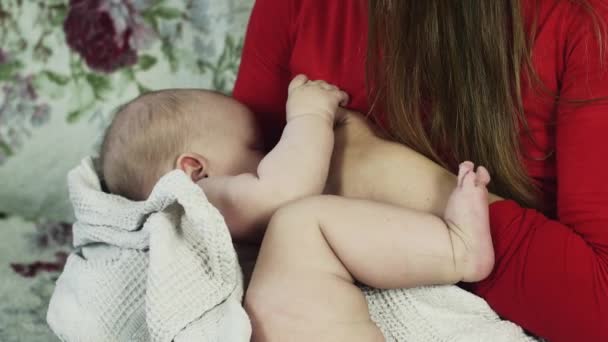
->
xmin=260 ymin=198 xmax=323 ymax=255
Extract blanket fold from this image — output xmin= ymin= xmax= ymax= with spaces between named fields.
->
xmin=47 ymin=157 xmax=251 ymax=342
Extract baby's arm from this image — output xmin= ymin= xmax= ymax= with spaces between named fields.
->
xmin=203 ymin=75 xmax=348 ymax=240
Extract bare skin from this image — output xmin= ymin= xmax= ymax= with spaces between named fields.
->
xmin=175 ymin=77 xmax=497 ymax=341
xmin=195 ymin=75 xmax=348 ymax=240
xmin=325 ymin=112 xmax=503 ymax=217
xmin=245 ymin=162 xmax=493 ymax=342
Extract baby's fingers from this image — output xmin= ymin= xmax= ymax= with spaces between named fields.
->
xmin=311 ymin=80 xmax=338 ymax=91
xmin=337 ymin=90 xmax=349 ymax=106
xmin=288 ymin=74 xmax=309 ymax=94
xmin=309 ymin=80 xmax=349 ymax=106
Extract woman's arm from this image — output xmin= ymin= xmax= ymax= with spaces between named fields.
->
xmin=468 ymin=6 xmax=608 ymax=340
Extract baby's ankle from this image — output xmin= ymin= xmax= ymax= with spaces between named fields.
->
xmin=447 ymin=223 xmax=494 ymax=283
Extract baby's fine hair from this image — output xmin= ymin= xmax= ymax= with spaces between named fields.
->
xmin=100 ymin=89 xmax=220 ymax=200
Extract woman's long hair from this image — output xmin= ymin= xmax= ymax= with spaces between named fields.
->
xmin=367 ymin=0 xmax=606 ymax=210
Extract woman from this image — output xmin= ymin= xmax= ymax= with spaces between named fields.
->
xmin=233 ymin=0 xmax=608 ymax=340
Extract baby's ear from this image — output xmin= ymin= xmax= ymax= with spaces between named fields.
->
xmin=176 ymin=152 xmax=209 ymax=182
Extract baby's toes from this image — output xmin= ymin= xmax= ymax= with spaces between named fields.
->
xmin=458 ymin=161 xmax=475 ymax=187
xmin=475 ymin=166 xmax=491 ymax=187
xmin=461 ymin=167 xmax=477 ymax=190
xmin=461 ymin=161 xmax=474 ymax=170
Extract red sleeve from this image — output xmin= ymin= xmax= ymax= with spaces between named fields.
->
xmin=233 ymin=0 xmax=294 ymax=148
xmin=470 ymin=6 xmax=608 ymax=342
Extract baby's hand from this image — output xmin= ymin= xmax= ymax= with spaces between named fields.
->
xmin=286 ymin=74 xmax=349 ymax=124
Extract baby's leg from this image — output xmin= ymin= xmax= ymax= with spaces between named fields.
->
xmin=245 ymin=162 xmax=492 ymax=341
xmin=245 ymin=197 xmax=384 ymax=342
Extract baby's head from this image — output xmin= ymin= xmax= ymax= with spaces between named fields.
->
xmin=100 ymin=89 xmax=263 ymax=200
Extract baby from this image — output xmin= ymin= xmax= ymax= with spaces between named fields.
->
xmin=101 ymin=75 xmax=494 ymax=342
xmin=101 ymin=75 xmax=347 ymax=240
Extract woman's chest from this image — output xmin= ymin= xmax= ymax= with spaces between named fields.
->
xmin=288 ymin=0 xmax=370 ymax=114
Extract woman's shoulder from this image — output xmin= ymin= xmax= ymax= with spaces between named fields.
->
xmin=561 ymin=0 xmax=608 ymax=25
xmin=522 ymin=0 xmax=607 ymax=57
xmin=525 ymin=0 xmax=608 ymax=25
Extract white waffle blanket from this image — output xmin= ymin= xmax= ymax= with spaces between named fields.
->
xmin=46 ymin=157 xmax=251 ymax=342
xmin=47 ymin=157 xmax=537 ymax=342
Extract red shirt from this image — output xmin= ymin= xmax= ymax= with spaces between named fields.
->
xmin=233 ymin=0 xmax=608 ymax=340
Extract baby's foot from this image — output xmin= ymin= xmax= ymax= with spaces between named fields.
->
xmin=444 ymin=161 xmax=494 ymax=282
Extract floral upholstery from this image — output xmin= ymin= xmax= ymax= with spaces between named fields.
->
xmin=0 ymin=0 xmax=253 ymax=339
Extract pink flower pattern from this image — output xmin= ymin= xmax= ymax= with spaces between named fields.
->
xmin=64 ymin=0 xmax=135 ymax=72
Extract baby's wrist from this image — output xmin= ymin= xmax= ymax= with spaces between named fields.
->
xmin=287 ymin=112 xmax=334 ymax=126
